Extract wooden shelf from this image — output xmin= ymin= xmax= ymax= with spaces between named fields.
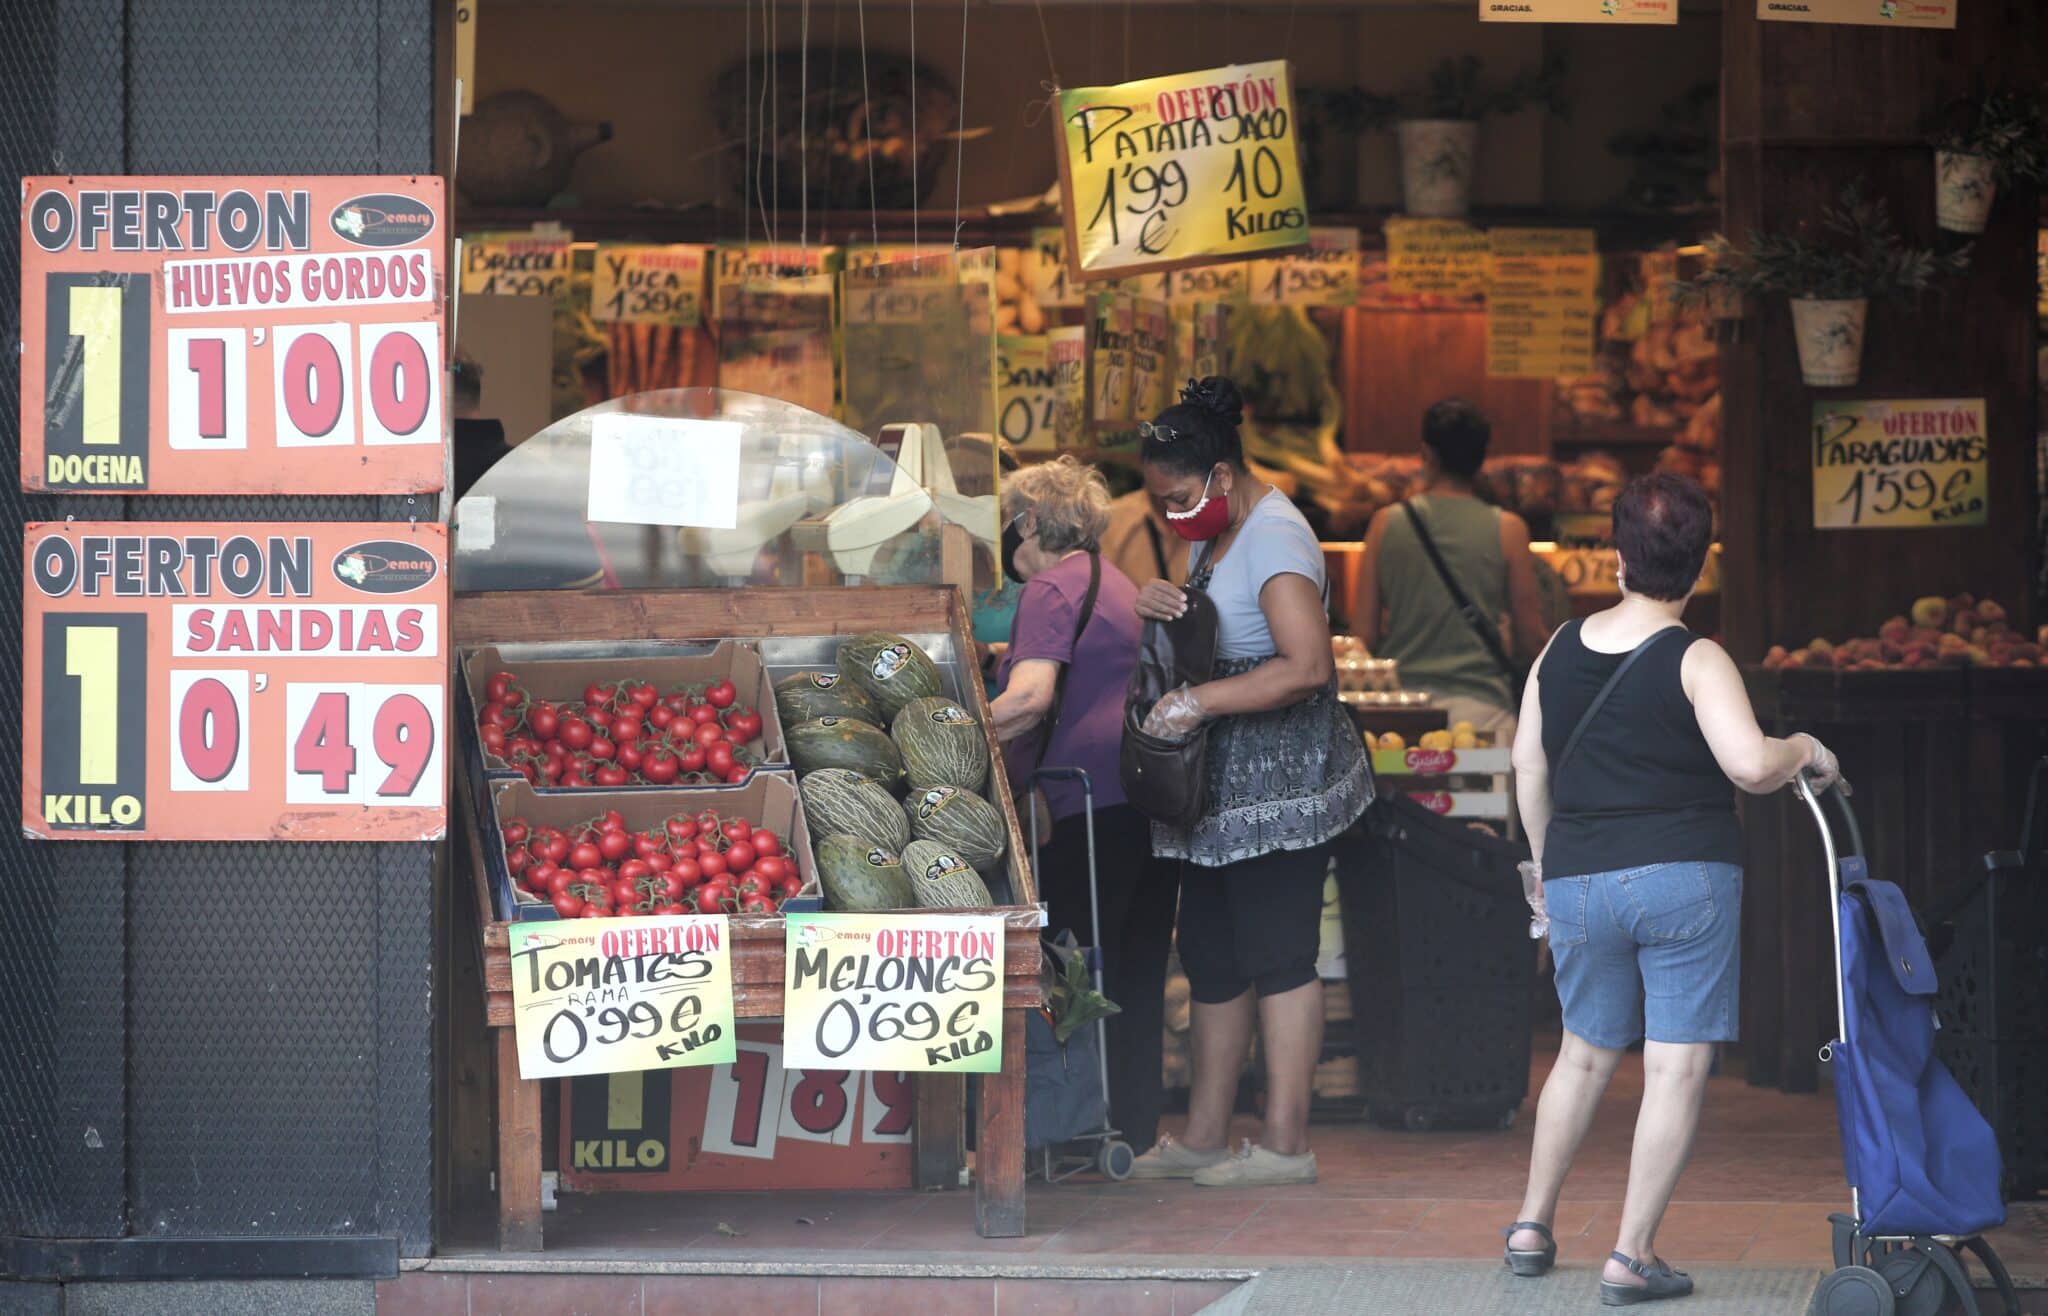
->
xmin=1551 ymin=423 xmax=1683 ymax=448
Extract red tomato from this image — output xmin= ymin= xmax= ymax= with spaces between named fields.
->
xmin=583 ymin=682 xmax=611 ymax=708
xmin=741 ymin=894 xmax=777 ymax=915
xmin=778 ymin=876 xmax=804 ymax=900
xmin=506 ymin=848 xmax=532 ymax=880
xmin=542 ymin=867 xmax=572 ymax=897
xmin=648 ymin=705 xmax=675 ymax=730
xmin=629 ymin=682 xmax=659 ymax=710
xmin=665 ymin=817 xmax=699 ymax=844
xmin=686 ymin=721 xmax=723 ymax=750
xmin=539 ymin=833 xmax=571 ymax=865
xmin=754 ymin=855 xmax=788 ymax=884
xmin=588 ymin=734 xmax=616 ymax=761
xmin=672 ymin=858 xmax=703 ymax=888
xmin=617 ymin=743 xmax=644 ymax=774
xmin=704 ymin=678 xmax=738 ymax=710
xmin=679 ymin=746 xmax=707 ymax=773
xmin=663 ymin=693 xmax=690 ymax=714
xmin=597 ymin=831 xmax=631 ymax=863
xmin=595 ymin=764 xmax=632 ymax=787
xmin=725 ymin=840 xmax=756 ymax=872
xmin=480 ymin=701 xmax=519 ymax=733
xmin=738 ymin=873 xmax=774 ymax=899
xmin=617 ymin=858 xmax=651 ymax=883
xmin=568 ymin=842 xmax=603 ymax=871
xmin=724 ymin=765 xmax=750 ymax=785
xmin=645 ymin=853 xmax=674 ymax=874
xmin=753 ymin=829 xmax=783 ymax=857
xmin=698 ymin=850 xmax=728 ymax=878
xmin=600 ymin=809 xmax=627 ymax=831
xmin=689 ymin=704 xmax=721 ymax=726
xmin=657 ymin=873 xmax=684 ymax=901
xmin=485 ymin=670 xmax=519 ymax=703
xmin=633 ymin=832 xmax=664 ymax=860
xmin=480 ymin=725 xmax=508 ymax=756
xmin=612 ymin=713 xmax=643 ymax=744
xmin=641 ymin=746 xmax=680 ymax=784
xmin=552 ymin=892 xmax=585 ymax=918
xmin=722 ymin=817 xmax=754 ymax=843
xmin=525 ymin=702 xmax=559 ymax=741
xmin=588 ymin=705 xmax=615 ymax=730
xmin=706 ymin=743 xmax=737 ymax=777
xmin=502 ymin=819 xmax=530 ymax=846
xmin=724 ymin=707 xmax=764 ymax=743
xmin=558 ymin=718 xmax=593 ymax=752
xmin=696 ymin=882 xmax=734 ymax=912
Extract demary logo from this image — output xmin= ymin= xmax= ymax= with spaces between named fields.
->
xmin=332 ymin=540 xmax=439 ymax=594
xmin=330 ymin=193 xmax=437 ymax=248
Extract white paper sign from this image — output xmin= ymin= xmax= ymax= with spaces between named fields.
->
xmin=587 ymin=414 xmax=743 ymax=530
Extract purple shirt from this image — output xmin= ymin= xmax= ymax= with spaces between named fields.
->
xmin=997 ymin=553 xmax=1141 ymax=821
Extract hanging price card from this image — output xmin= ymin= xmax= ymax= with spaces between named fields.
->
xmin=509 ymin=916 xmax=737 ymax=1080
xmin=1482 ymin=0 xmax=1676 ymax=22
xmin=1486 ymin=227 xmax=1600 ymax=379
xmin=1054 ymin=61 xmax=1310 ymax=283
xmin=1811 ymin=398 xmax=1988 ymax=530
xmin=461 ymin=231 xmax=571 ymax=299
xmin=1049 ymin=326 xmax=1088 ymax=449
xmin=1248 ymin=227 xmax=1360 ymax=306
xmin=1386 ymin=218 xmax=1491 ymax=300
xmin=21 ymin=521 xmax=447 ymax=841
xmin=782 ymin=913 xmax=1005 ymax=1072
xmin=997 ymin=336 xmax=1060 ymax=453
xmin=590 ymin=245 xmax=706 ymax=327
xmin=20 ymin=176 xmax=446 ymax=495
xmin=1759 ymin=0 xmax=1954 ymax=27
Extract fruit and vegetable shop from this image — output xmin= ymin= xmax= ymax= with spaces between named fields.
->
xmin=4 ymin=0 xmax=2044 ymax=1301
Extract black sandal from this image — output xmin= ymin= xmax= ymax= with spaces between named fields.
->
xmin=1600 ymin=1251 xmax=1694 ymax=1306
xmin=1501 ymin=1221 xmax=1557 ymax=1277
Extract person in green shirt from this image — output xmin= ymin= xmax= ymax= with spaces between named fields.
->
xmin=1353 ymin=400 xmax=1551 ymax=739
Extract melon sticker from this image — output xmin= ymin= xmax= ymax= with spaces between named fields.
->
xmin=867 ymin=848 xmax=898 ymax=867
xmin=808 ymin=673 xmax=840 ymax=689
xmin=871 ymin=643 xmax=913 ymax=681
xmin=913 ymin=787 xmax=951 ymax=818
xmin=924 ymin=853 xmax=969 ymax=880
xmin=929 ymin=706 xmax=971 ymax=724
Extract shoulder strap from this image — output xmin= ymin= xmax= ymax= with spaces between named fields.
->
xmin=1555 ymin=626 xmax=1683 ymax=776
xmin=1032 ymin=553 xmax=1102 ymax=772
xmin=1141 ymin=514 xmax=1171 ymax=582
xmin=1400 ymin=499 xmax=1516 ymax=685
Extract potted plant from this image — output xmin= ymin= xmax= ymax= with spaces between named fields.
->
xmin=1678 ymin=185 xmax=1970 ymax=388
xmin=1931 ymin=90 xmax=2048 ymax=235
xmin=1363 ymin=56 xmax=1567 ymax=219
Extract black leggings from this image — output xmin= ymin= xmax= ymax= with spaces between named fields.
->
xmin=1035 ymin=803 xmax=1179 ymax=1151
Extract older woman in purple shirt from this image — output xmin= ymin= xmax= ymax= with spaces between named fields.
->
xmin=991 ymin=455 xmax=1174 ymax=1150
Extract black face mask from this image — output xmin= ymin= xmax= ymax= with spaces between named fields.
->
xmin=1000 ymin=517 xmax=1027 ymax=584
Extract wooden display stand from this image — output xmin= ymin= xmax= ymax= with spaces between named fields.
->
xmin=453 ymin=584 xmax=1043 ymax=1249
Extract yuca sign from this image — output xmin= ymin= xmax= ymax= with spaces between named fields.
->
xmin=508 ymin=915 xmax=737 ymax=1080
xmin=1054 ymin=61 xmax=1309 ymax=283
xmin=782 ymin=914 xmax=1005 ymax=1072
xmin=21 ymin=521 xmax=448 ymax=841
xmin=20 ymin=177 xmax=446 ymax=495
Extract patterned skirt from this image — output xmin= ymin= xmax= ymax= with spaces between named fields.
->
xmin=1151 ymin=656 xmax=1375 ymax=868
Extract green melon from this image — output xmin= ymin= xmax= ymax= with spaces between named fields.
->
xmin=786 ymin=716 xmax=904 ymax=788
xmin=892 ymin=696 xmax=990 ymax=793
xmin=903 ymin=784 xmax=1008 ymax=873
xmin=902 ymin=839 xmax=994 ymax=909
xmin=799 ymin=769 xmax=911 ymax=852
xmin=816 ymin=834 xmax=913 ymax=912
xmin=774 ymin=670 xmax=880 ymax=726
xmin=837 ymin=632 xmax=944 ymax=721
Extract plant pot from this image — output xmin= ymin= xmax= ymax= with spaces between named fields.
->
xmin=1934 ymin=151 xmax=1998 ymax=235
xmin=1396 ymin=119 xmax=1478 ymax=219
xmin=1789 ymin=297 xmax=1868 ymax=388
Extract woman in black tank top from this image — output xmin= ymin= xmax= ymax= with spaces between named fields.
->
xmin=1500 ymin=476 xmax=1842 ymax=1305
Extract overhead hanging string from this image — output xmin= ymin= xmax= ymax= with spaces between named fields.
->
xmin=768 ymin=0 xmax=780 ymax=249
xmin=799 ymin=0 xmax=811 ymax=250
xmin=952 ymin=0 xmax=969 ymax=249
xmin=743 ymin=0 xmax=752 ymax=248
xmin=1122 ymin=1 xmax=1131 ymax=83
xmin=1284 ymin=0 xmax=1300 ymax=58
xmin=856 ymin=0 xmax=880 ymax=249
xmin=756 ymin=0 xmax=776 ymax=246
xmin=909 ymin=0 xmax=920 ymax=251
xmin=1031 ymin=0 xmax=1061 ymax=90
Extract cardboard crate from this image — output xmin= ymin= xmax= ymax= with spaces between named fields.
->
xmin=463 ymin=639 xmax=789 ymax=780
xmin=485 ymin=774 xmax=821 ymax=923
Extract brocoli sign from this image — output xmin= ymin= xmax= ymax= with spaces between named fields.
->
xmin=510 ymin=915 xmax=738 ymax=1080
xmin=20 ymin=176 xmax=446 ymax=495
xmin=1054 ymin=61 xmax=1310 ymax=283
xmin=782 ymin=913 xmax=1004 ymax=1072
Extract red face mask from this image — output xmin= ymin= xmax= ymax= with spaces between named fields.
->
xmin=1165 ymin=470 xmax=1232 ymax=542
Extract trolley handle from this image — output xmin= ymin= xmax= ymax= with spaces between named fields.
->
xmin=1795 ymin=772 xmax=1864 ymax=863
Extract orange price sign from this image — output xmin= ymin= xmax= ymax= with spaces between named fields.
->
xmin=20 ymin=176 xmax=446 ymax=495
xmin=21 ymin=521 xmax=448 ymax=841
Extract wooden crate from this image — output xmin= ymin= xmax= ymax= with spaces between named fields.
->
xmin=453 ymin=585 xmax=1044 ymax=1248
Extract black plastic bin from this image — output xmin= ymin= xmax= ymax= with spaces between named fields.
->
xmin=1337 ymin=795 xmax=1537 ymax=1131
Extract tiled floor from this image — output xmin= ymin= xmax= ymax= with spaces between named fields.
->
xmin=430 ymin=1044 xmax=2046 ymax=1284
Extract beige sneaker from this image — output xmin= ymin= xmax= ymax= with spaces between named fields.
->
xmin=1127 ymin=1134 xmax=1232 ymax=1180
xmin=1191 ymin=1140 xmax=1317 ymax=1187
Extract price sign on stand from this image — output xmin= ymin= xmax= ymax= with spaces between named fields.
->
xmin=782 ymin=913 xmax=1005 ymax=1073
xmin=1811 ymin=398 xmax=1988 ymax=529
xmin=1054 ymin=61 xmax=1310 ymax=283
xmin=21 ymin=521 xmax=448 ymax=841
xmin=20 ymin=176 xmax=446 ymax=495
xmin=590 ymin=244 xmax=706 ymax=327
xmin=508 ymin=916 xmax=737 ymax=1081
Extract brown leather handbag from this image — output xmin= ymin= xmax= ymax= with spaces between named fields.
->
xmin=1119 ymin=548 xmax=1221 ymax=830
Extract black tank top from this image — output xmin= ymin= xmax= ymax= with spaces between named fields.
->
xmin=1537 ymin=619 xmax=1742 ymax=879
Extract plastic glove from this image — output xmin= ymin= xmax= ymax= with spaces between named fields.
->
xmin=1797 ymin=733 xmax=1848 ymax=794
xmin=1518 ymin=859 xmax=1549 ymax=940
xmin=1141 ymin=685 xmax=1210 ymax=742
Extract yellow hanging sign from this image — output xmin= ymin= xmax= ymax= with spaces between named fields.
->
xmin=590 ymin=245 xmax=707 ymax=327
xmin=1486 ymin=228 xmax=1600 ymax=379
xmin=508 ymin=916 xmax=737 ymax=1080
xmin=1054 ymin=61 xmax=1310 ymax=284
xmin=1482 ymin=0 xmax=1677 ymax=21
xmin=782 ymin=914 xmax=1006 ymax=1073
xmin=1811 ymin=398 xmax=1988 ymax=530
xmin=1759 ymin=0 xmax=1955 ymax=26
xmin=1386 ymin=218 xmax=1492 ymax=299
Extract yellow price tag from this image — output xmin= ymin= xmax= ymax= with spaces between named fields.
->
xmin=509 ymin=916 xmax=737 ymax=1080
xmin=782 ymin=913 xmax=1005 ymax=1072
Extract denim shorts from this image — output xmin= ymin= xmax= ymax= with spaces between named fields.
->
xmin=1545 ymin=862 xmax=1742 ymax=1049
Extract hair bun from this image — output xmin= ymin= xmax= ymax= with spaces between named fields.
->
xmin=1179 ymin=376 xmax=1244 ymax=427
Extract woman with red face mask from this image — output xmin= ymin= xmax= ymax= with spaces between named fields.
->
xmin=1126 ymin=377 xmax=1373 ymax=1189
